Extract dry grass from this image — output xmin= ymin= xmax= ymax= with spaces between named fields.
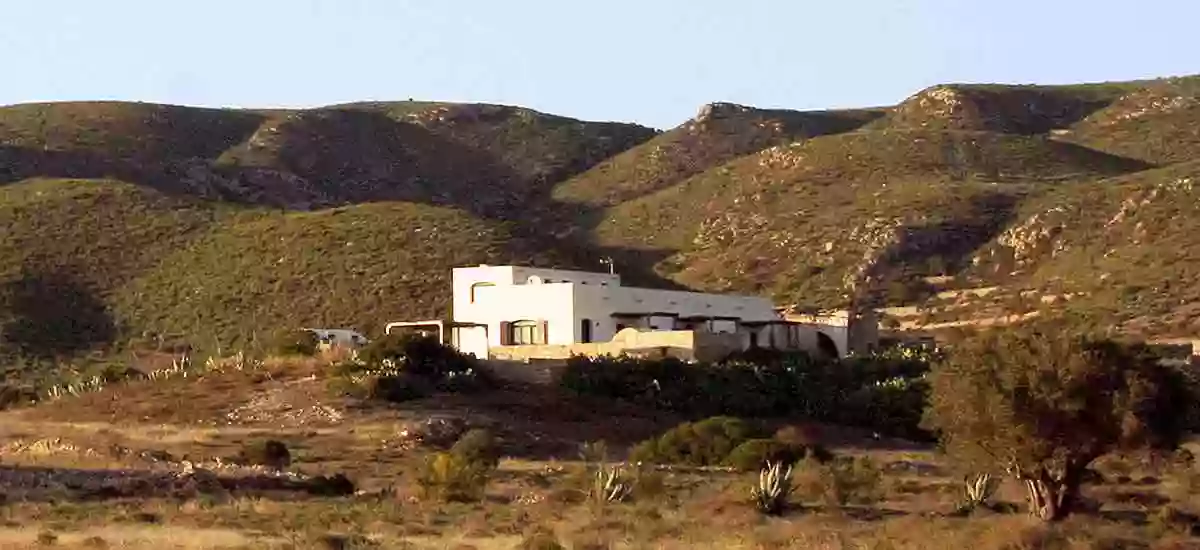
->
xmin=0 ymin=357 xmax=1194 ymax=549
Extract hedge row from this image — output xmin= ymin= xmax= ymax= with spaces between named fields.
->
xmin=560 ymin=349 xmax=933 ymax=441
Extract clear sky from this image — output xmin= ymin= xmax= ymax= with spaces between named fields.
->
xmin=3 ymin=0 xmax=1196 ymax=129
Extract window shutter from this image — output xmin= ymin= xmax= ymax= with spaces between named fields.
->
xmin=539 ymin=320 xmax=549 ymax=345
xmin=499 ymin=322 xmax=511 ymax=345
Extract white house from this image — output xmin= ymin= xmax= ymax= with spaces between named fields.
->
xmin=386 ymin=265 xmax=866 ymax=361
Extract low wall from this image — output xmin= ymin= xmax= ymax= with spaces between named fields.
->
xmin=488 ymin=329 xmax=747 ymax=364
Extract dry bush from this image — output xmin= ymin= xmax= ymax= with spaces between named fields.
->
xmin=267 ymin=328 xmax=319 ymax=357
xmin=415 ymin=451 xmax=494 ymax=503
xmin=449 ymin=428 xmax=501 ymax=469
xmin=236 ymin=439 xmax=291 ymax=470
xmin=1162 ymin=460 xmax=1200 ymax=522
xmin=794 ymin=455 xmax=885 ymax=508
xmin=629 ymin=464 xmax=668 ymax=502
xmin=1147 ymin=506 xmax=1200 ymax=540
xmin=516 ymin=527 xmax=566 ymax=550
xmin=317 ymin=533 xmax=382 ymax=550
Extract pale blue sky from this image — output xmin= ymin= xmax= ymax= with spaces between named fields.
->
xmin=3 ymin=0 xmax=1196 ymax=129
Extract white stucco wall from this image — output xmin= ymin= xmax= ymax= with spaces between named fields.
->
xmin=451 ymin=265 xmax=518 ymax=321
xmin=451 ymin=325 xmax=490 ymax=359
xmin=469 ymin=282 xmax=577 ymax=346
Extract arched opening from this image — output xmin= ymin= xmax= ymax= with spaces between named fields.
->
xmin=816 ymin=332 xmax=840 ymax=359
xmin=469 ymin=282 xmax=495 ymax=303
xmin=508 ymin=320 xmax=547 ymax=345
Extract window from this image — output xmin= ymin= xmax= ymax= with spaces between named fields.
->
xmin=509 ymin=320 xmax=546 ymax=345
xmin=469 ymin=282 xmax=495 ymax=303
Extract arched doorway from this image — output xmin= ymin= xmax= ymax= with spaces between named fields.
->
xmin=816 ymin=332 xmax=840 ymax=359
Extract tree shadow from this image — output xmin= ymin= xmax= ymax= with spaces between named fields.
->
xmin=853 ymin=191 xmax=1022 ymax=308
xmin=0 ymin=465 xmax=353 ymax=503
xmin=0 ymin=265 xmax=116 ymax=362
xmin=838 ymin=505 xmax=913 ymax=521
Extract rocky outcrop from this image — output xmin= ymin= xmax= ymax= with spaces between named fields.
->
xmin=882 ymin=85 xmax=1115 ymax=135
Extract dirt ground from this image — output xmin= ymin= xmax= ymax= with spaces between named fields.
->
xmin=1 ymin=359 xmax=1198 ymax=549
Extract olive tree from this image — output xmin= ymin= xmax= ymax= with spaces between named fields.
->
xmin=922 ymin=326 xmax=1190 ymax=522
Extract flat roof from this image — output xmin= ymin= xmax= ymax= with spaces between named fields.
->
xmin=385 ymin=320 xmax=488 ymax=328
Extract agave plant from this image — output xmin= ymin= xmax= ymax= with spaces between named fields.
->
xmin=591 ymin=464 xmax=633 ymax=504
xmin=752 ymin=461 xmax=795 ymax=515
xmin=958 ymin=472 xmax=999 ymax=513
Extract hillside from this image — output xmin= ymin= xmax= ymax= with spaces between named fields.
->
xmin=112 ymin=201 xmax=589 ymax=351
xmin=1058 ymin=76 xmax=1200 ymax=164
xmin=551 ymin=102 xmax=886 ymax=208
xmin=4 ymin=73 xmax=1200 ymax=370
xmin=593 ymin=129 xmax=1148 ymax=308
xmin=967 ymin=160 xmax=1200 ymax=338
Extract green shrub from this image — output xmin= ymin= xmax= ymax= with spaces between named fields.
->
xmin=238 ymin=440 xmax=292 ymax=470
xmin=724 ymin=438 xmax=833 ymax=472
xmin=359 ymin=333 xmax=477 ymax=378
xmin=773 ymin=424 xmax=821 ymax=447
xmin=726 ymin=439 xmax=788 ymax=471
xmin=367 ymin=373 xmax=432 ymax=402
xmin=415 ymin=450 xmax=494 ymax=502
xmin=629 ymin=416 xmax=759 ymax=467
xmin=98 ymin=363 xmax=145 ymax=383
xmin=356 ymin=333 xmax=410 ymax=366
xmin=269 ymin=328 xmax=319 ymax=357
xmin=350 ymin=333 xmax=489 ymax=398
xmin=449 ymin=428 xmax=501 ymax=469
xmin=627 ymin=439 xmax=660 ymax=465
